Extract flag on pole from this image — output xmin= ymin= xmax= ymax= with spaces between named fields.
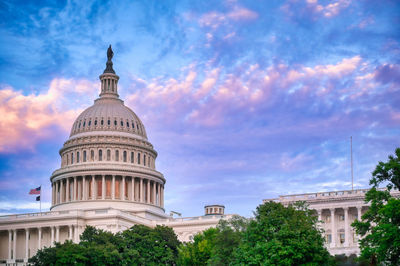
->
xmin=36 ymin=196 xmax=40 ymax=201
xmin=29 ymin=186 xmax=41 ymax=195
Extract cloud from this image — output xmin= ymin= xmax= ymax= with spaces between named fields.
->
xmin=199 ymin=6 xmax=258 ymax=28
xmin=282 ymin=0 xmax=351 ymax=20
xmin=0 ymin=78 xmax=97 ymax=152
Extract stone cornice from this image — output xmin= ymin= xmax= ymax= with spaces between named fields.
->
xmin=50 ymin=163 xmax=165 ymax=182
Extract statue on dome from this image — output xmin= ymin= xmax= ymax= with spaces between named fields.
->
xmin=103 ymin=45 xmax=116 ymax=74
xmin=107 ymin=45 xmax=114 ymax=61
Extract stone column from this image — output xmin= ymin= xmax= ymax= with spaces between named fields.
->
xmin=73 ymin=176 xmax=77 ymax=201
xmin=131 ymin=177 xmax=135 ymax=201
xmin=60 ymin=180 xmax=64 ymax=203
xmin=156 ymin=183 xmax=159 ymax=205
xmin=56 ymin=181 xmax=59 ymax=204
xmin=52 ymin=183 xmax=55 ymax=205
xmin=102 ymin=175 xmax=105 ymax=200
xmin=25 ymin=228 xmax=29 ymax=259
xmin=357 ymin=206 xmax=362 ymax=221
xmin=344 ymin=207 xmax=349 ymax=246
xmin=140 ymin=178 xmax=143 ymax=202
xmin=74 ymin=225 xmax=79 ymax=243
xmin=161 ymin=185 xmax=164 ymax=208
xmin=78 ymin=177 xmax=82 ymax=200
xmin=122 ymin=176 xmax=126 ymax=200
xmin=55 ymin=226 xmax=60 ymax=243
xmin=330 ymin=208 xmax=336 ymax=248
xmin=112 ymin=175 xmax=115 ymax=200
xmin=50 ymin=227 xmax=55 ymax=246
xmin=66 ymin=178 xmax=70 ymax=202
xmin=69 ymin=225 xmax=73 ymax=240
xmin=152 ymin=181 xmax=156 ymax=204
xmin=8 ymin=230 xmax=12 ymax=260
xmin=317 ymin=209 xmax=322 ymax=229
xmin=82 ymin=176 xmax=86 ymax=200
xmin=13 ymin=230 xmax=16 ymax=259
xmin=38 ymin=227 xmax=42 ymax=250
xmin=147 ymin=180 xmax=150 ymax=203
xmin=91 ymin=175 xmax=95 ymax=200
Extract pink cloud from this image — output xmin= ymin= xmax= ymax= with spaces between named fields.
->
xmin=282 ymin=0 xmax=351 ymax=19
xmin=126 ymin=55 xmax=376 ymax=129
xmin=198 ymin=6 xmax=258 ymax=30
xmin=0 ymin=78 xmax=96 ymax=152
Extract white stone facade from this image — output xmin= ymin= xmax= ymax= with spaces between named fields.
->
xmin=0 ymin=49 xmax=228 ymax=265
xmin=263 ymin=188 xmax=400 ymax=256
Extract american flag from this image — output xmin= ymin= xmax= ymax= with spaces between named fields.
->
xmin=29 ymin=186 xmax=41 ymax=195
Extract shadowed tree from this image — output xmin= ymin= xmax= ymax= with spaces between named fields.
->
xmin=352 ymin=148 xmax=400 ymax=266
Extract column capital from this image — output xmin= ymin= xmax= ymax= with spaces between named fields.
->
xmin=343 ymin=207 xmax=349 ymax=211
xmin=329 ymin=208 xmax=335 ymax=212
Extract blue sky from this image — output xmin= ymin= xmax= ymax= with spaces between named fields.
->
xmin=0 ymin=0 xmax=399 ymax=217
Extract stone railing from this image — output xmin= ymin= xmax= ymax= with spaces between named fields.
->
xmin=265 ymin=188 xmax=400 ymax=203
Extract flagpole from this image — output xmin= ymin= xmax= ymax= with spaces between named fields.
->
xmin=40 ymin=184 xmax=42 ymax=214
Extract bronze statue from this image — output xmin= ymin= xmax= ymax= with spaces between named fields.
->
xmin=107 ymin=45 xmax=114 ymax=61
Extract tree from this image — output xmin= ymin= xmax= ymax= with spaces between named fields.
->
xmin=117 ymin=224 xmax=180 ymax=265
xmin=29 ymin=225 xmax=180 ymax=266
xmin=352 ymin=148 xmax=400 ymax=265
xmin=233 ymin=201 xmax=333 ymax=266
xmin=178 ymin=215 xmax=248 ymax=266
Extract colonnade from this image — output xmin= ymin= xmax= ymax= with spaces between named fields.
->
xmin=315 ymin=206 xmax=364 ymax=248
xmin=6 ymin=225 xmax=79 ymax=262
xmin=52 ymin=175 xmax=164 ymax=208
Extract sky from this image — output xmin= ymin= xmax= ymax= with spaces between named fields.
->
xmin=0 ymin=0 xmax=399 ymax=217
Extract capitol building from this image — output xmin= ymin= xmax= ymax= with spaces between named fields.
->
xmin=0 ymin=47 xmax=394 ymax=264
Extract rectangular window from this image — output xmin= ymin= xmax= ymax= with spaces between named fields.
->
xmin=144 ymin=155 xmax=146 ymax=166
xmin=91 ymin=150 xmax=94 ymax=161
xmin=131 ymin=152 xmax=134 ymax=163
xmin=115 ymin=150 xmax=119 ymax=161
xmin=326 ymin=234 xmax=332 ymax=243
xmin=71 ymin=153 xmax=74 ymax=164
xmin=326 ymin=216 xmax=331 ymax=223
xmin=83 ymin=151 xmax=87 ymax=162
xmin=340 ymin=233 xmax=345 ymax=244
xmin=77 ymin=151 xmax=80 ymax=163
xmin=123 ymin=151 xmax=127 ymax=162
xmin=138 ymin=153 xmax=141 ymax=164
xmin=99 ymin=150 xmax=102 ymax=161
xmin=339 ymin=215 xmax=345 ymax=221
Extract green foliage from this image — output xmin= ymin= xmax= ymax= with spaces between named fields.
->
xmin=352 ymin=148 xmax=400 ymax=266
xmin=178 ymin=215 xmax=248 ymax=266
xmin=28 ymin=225 xmax=180 ymax=266
xmin=233 ymin=201 xmax=333 ymax=266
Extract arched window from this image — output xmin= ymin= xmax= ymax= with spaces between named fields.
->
xmin=101 ymin=119 xmax=104 ymax=126
xmin=137 ymin=153 xmax=141 ymax=164
xmin=126 ymin=121 xmax=129 ymax=127
xmin=88 ymin=120 xmax=91 ymax=126
xmin=78 ymin=122 xmax=81 ymax=128
xmin=91 ymin=150 xmax=94 ymax=161
xmin=94 ymin=120 xmax=97 ymax=126
xmin=131 ymin=152 xmax=134 ymax=163
xmin=67 ymin=154 xmax=69 ymax=165
xmin=115 ymin=150 xmax=119 ymax=161
xmin=123 ymin=151 xmax=127 ymax=162
xmin=107 ymin=149 xmax=111 ymax=161
xmin=132 ymin=121 xmax=135 ymax=130
xmin=99 ymin=150 xmax=103 ymax=161
xmin=83 ymin=121 xmax=85 ymax=127
xmin=144 ymin=155 xmax=146 ymax=166
xmin=108 ymin=119 xmax=110 ymax=126
xmin=120 ymin=120 xmax=123 ymax=126
xmin=77 ymin=151 xmax=80 ymax=163
xmin=71 ymin=153 xmax=74 ymax=164
xmin=83 ymin=150 xmax=87 ymax=162
xmin=114 ymin=120 xmax=117 ymax=126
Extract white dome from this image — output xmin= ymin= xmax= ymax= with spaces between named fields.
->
xmin=70 ymin=97 xmax=147 ymax=139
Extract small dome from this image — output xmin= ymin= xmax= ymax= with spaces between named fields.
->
xmin=70 ymin=97 xmax=147 ymax=139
